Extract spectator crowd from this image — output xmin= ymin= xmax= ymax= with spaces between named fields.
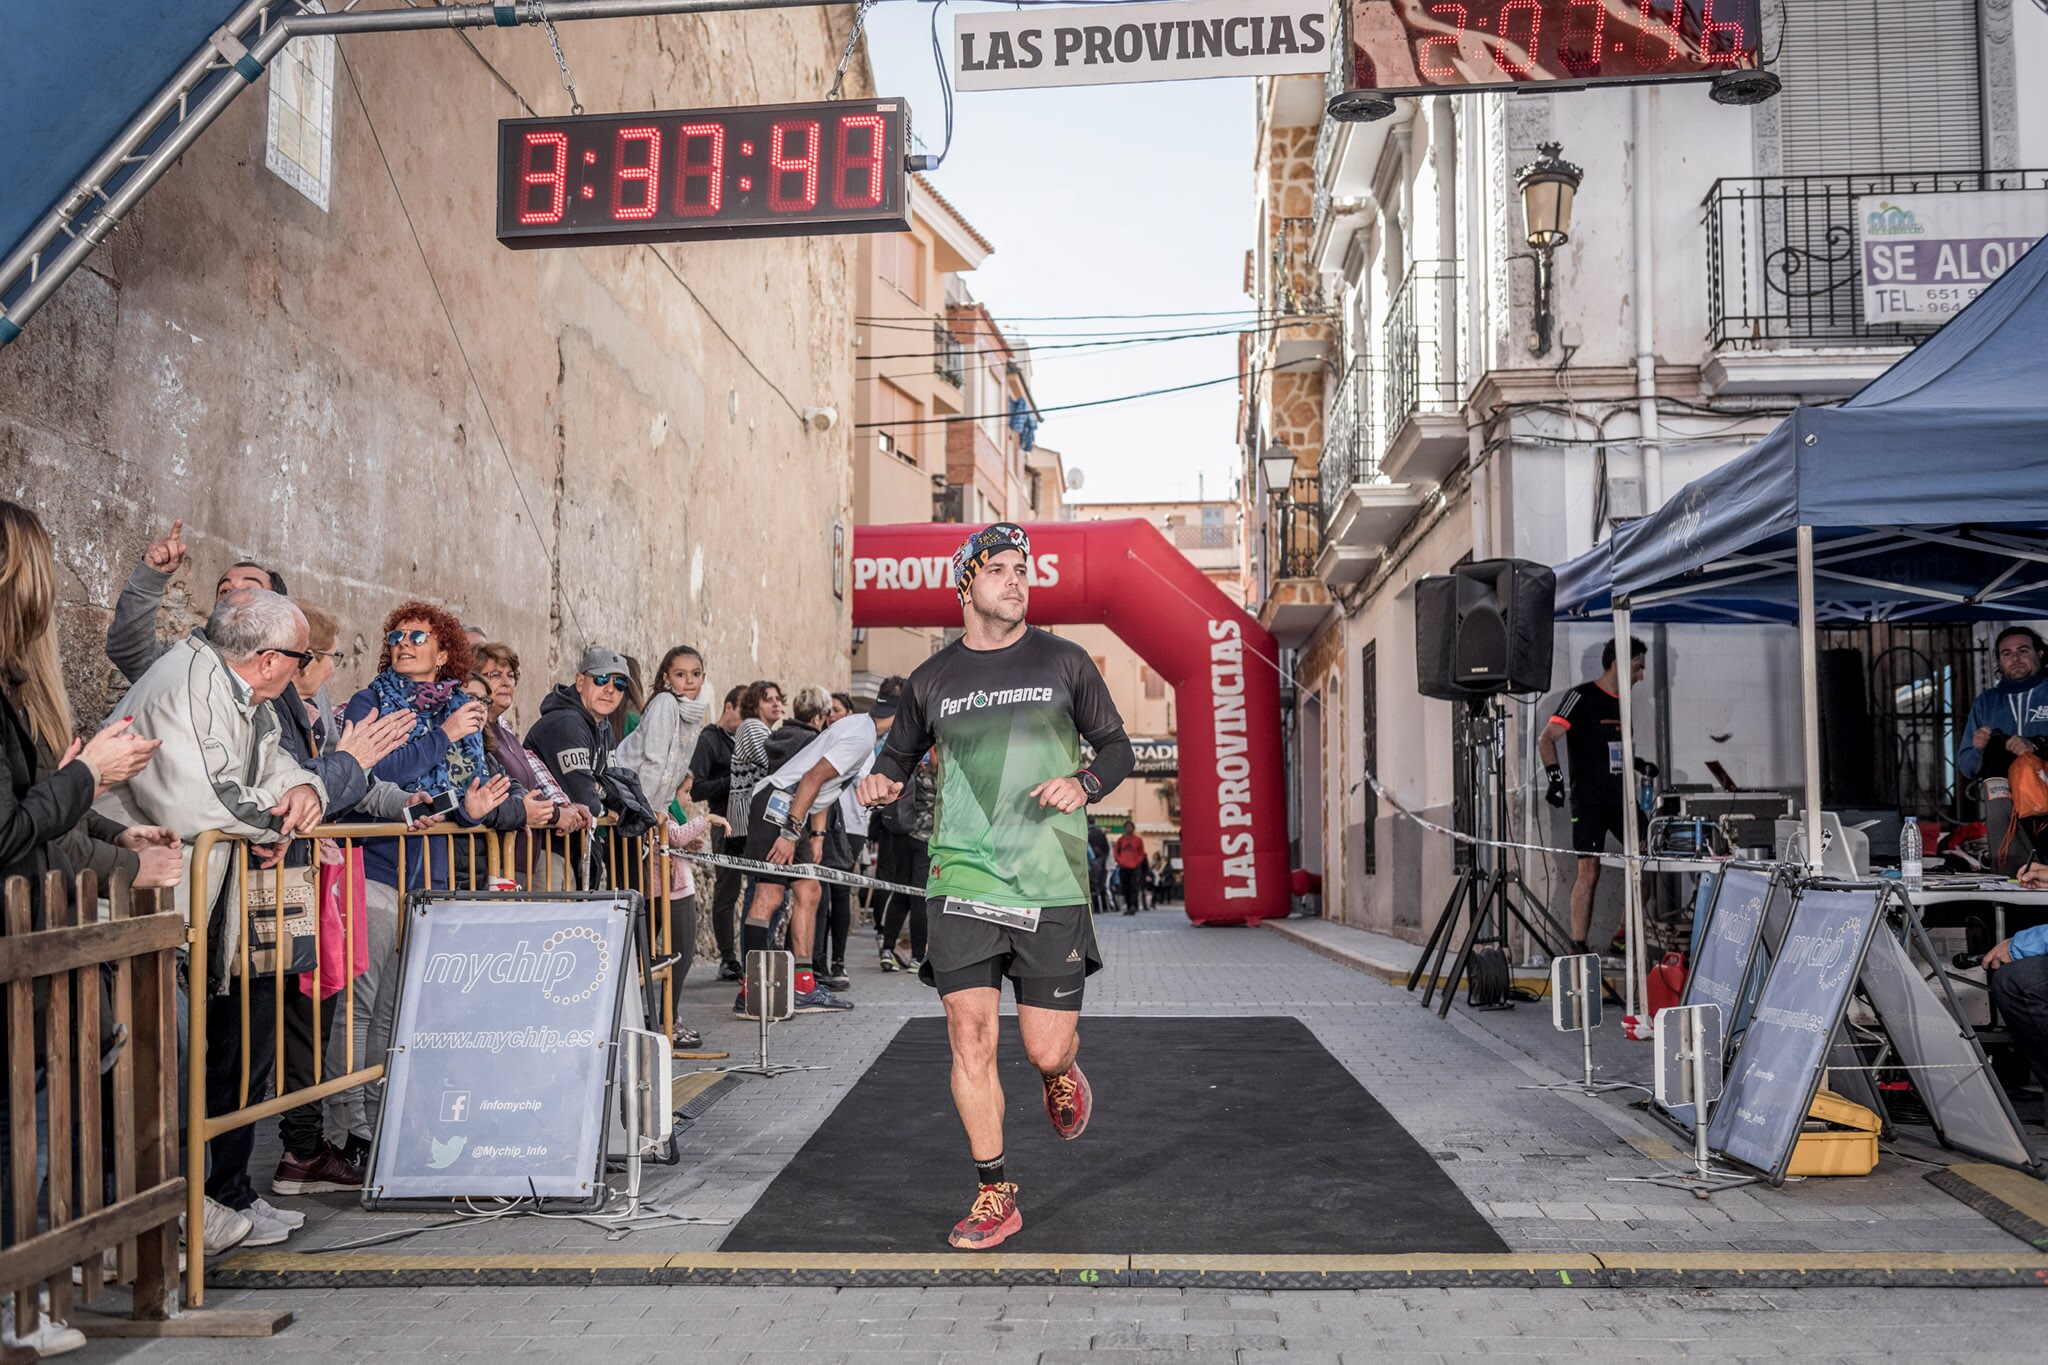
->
xmin=0 ymin=507 xmax=916 ymax=1349
xmin=0 ymin=505 xmax=1188 ymax=1352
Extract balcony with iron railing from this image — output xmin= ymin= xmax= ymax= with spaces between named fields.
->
xmin=934 ymin=320 xmax=964 ymax=387
xmin=1378 ymin=260 xmax=1465 ymax=485
xmin=1317 ymin=363 xmax=1376 ymax=521
xmin=1701 ymin=169 xmax=2048 ymax=393
xmin=1316 ymin=361 xmax=1420 ymax=588
xmin=1258 ymin=473 xmax=1333 ymax=648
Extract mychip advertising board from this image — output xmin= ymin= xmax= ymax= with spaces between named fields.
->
xmin=366 ymin=894 xmax=635 ymax=1207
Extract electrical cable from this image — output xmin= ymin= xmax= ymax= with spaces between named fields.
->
xmin=859 ymin=317 xmax=1329 ymax=362
xmin=858 ymin=313 xmax=1333 ymax=340
xmin=854 ymin=359 xmax=1311 ymax=429
xmin=861 ymin=307 xmax=1293 ymax=324
xmin=914 ymin=0 xmax=955 ymax=171
xmin=420 ymin=5 xmax=809 ymax=420
xmin=336 ymin=39 xmax=586 ymax=640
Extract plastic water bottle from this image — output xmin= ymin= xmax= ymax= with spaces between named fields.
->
xmin=1900 ymin=817 xmax=1923 ymax=886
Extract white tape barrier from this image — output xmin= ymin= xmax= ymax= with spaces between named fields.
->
xmin=1353 ymin=768 xmax=1660 ymax=868
xmin=661 ymin=845 xmax=926 ymax=898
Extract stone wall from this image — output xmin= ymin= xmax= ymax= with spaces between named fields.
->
xmin=1 ymin=9 xmax=869 ymax=727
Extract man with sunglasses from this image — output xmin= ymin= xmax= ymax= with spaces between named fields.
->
xmin=525 ymin=646 xmax=641 ymax=844
xmin=96 ymin=588 xmax=332 ymax=1245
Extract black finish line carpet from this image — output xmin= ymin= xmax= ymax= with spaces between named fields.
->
xmin=722 ymin=1015 xmax=1507 ymax=1255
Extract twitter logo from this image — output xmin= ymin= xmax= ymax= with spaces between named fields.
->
xmin=428 ymin=1135 xmax=467 ymax=1170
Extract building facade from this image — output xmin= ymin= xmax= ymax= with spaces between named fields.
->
xmin=1242 ymin=1 xmax=2048 ymax=940
xmin=850 ymin=177 xmax=1049 ymax=700
xmin=3 ymin=10 xmax=873 ymax=726
xmin=1058 ymin=499 xmax=1247 ymax=861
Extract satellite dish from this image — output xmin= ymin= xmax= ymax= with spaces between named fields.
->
xmin=1065 ymin=467 xmax=1085 ymax=492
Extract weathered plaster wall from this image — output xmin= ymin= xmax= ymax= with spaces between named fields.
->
xmin=1 ymin=10 xmax=868 ymax=725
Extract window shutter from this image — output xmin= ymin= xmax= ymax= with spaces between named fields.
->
xmin=1776 ymin=0 xmax=1981 ymax=175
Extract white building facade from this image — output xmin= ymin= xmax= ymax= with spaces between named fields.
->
xmin=1243 ymin=0 xmax=2048 ymax=940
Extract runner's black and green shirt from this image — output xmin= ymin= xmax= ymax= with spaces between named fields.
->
xmin=874 ymin=627 xmax=1133 ymax=909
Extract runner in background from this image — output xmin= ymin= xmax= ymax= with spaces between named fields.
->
xmin=857 ymin=523 xmax=1134 ymax=1251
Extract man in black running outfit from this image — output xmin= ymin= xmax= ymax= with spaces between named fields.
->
xmin=1537 ymin=636 xmax=1655 ymax=954
xmin=857 ymin=522 xmax=1134 ymax=1251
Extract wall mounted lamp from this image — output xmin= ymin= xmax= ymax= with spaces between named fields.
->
xmin=1515 ymin=142 xmax=1584 ymax=359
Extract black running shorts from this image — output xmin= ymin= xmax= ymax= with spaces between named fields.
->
xmin=1569 ymin=800 xmax=1644 ymax=856
xmin=921 ymin=902 xmax=1102 ymax=1011
xmin=742 ymin=784 xmax=800 ymax=887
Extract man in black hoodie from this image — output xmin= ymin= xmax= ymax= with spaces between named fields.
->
xmin=527 ymin=647 xmax=631 ymax=820
xmin=525 ymin=646 xmax=664 ymax=888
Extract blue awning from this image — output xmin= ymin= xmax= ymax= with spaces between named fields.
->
xmin=1555 ymin=232 xmax=2048 ymax=624
xmin=1 ymin=3 xmax=258 ymax=309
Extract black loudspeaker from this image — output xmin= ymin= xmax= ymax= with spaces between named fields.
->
xmin=1416 ymin=559 xmax=1557 ymax=700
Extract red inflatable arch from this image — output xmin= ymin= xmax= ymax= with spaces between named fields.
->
xmin=851 ymin=520 xmax=1289 ymax=925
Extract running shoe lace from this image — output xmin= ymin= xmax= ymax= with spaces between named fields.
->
xmin=969 ymin=1184 xmax=1011 ymax=1222
xmin=1046 ymin=1073 xmax=1077 ymax=1114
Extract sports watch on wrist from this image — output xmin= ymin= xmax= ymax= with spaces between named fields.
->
xmin=1075 ymin=769 xmax=1103 ymax=802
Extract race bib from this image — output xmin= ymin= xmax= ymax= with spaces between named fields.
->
xmin=764 ymin=788 xmax=795 ymax=830
xmin=941 ymin=898 xmax=1042 ymax=933
xmin=1607 ymin=741 xmax=1624 ymax=775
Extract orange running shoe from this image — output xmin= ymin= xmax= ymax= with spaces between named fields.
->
xmin=948 ymin=1182 xmax=1022 ymax=1250
xmin=1043 ymin=1063 xmax=1092 ymax=1140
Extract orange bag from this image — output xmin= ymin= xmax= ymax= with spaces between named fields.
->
xmin=1998 ymin=752 xmax=2048 ymax=864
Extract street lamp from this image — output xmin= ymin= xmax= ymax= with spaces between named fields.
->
xmin=1515 ymin=142 xmax=1584 ymax=358
xmin=1261 ymin=444 xmax=1297 ymax=502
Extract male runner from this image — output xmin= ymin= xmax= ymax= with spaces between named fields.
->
xmin=1537 ymin=636 xmax=1656 ymax=956
xmin=856 ymin=523 xmax=1134 ymax=1251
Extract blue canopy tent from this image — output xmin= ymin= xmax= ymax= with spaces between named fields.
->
xmin=1553 ymin=233 xmax=2048 ymax=1015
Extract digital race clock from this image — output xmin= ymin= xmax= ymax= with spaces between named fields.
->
xmin=1339 ymin=0 xmax=1761 ymax=97
xmin=496 ymin=97 xmax=911 ymax=249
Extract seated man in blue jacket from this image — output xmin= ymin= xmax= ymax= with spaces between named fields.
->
xmin=1957 ymin=627 xmax=2048 ymax=873
xmin=1985 ymin=861 xmax=2048 ymax=1100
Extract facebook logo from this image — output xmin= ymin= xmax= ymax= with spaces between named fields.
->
xmin=439 ymin=1091 xmax=470 ymax=1123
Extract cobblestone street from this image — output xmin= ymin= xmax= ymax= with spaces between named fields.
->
xmin=74 ymin=907 xmax=2048 ymax=1361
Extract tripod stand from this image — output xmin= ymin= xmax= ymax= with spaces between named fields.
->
xmin=1407 ymin=697 xmax=1577 ymax=1018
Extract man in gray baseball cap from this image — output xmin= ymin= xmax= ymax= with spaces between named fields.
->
xmin=524 ymin=645 xmax=636 ymax=826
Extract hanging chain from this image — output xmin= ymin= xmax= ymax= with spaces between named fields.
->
xmin=827 ymin=0 xmax=879 ymax=99
xmin=532 ymin=0 xmax=584 ymax=115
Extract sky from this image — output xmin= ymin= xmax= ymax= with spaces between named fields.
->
xmin=862 ymin=1 xmax=1258 ymax=506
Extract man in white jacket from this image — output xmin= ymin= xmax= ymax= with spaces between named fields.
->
xmin=95 ymin=588 xmax=326 ymax=1251
xmin=96 ymin=589 xmax=326 ymax=928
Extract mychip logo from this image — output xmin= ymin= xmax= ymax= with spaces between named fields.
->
xmin=421 ymin=929 xmax=611 ymax=1006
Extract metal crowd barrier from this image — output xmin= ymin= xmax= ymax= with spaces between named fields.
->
xmin=500 ymin=816 xmax=690 ymax=1043
xmin=183 ymin=821 xmax=499 ymax=1305
xmin=181 ymin=814 xmax=708 ymax=1302
xmin=0 ymin=870 xmax=185 ymax=1333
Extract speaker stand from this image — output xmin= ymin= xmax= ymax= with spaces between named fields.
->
xmin=1406 ymin=696 xmax=1583 ymax=1017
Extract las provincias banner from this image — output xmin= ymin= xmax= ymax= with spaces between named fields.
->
xmin=953 ymin=0 xmax=1332 ymax=92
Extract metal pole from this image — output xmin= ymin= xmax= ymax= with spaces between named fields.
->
xmin=1614 ymin=603 xmax=1642 ymax=1024
xmin=1690 ymin=1018 xmax=1711 ymax=1173
xmin=1797 ymin=524 xmax=1825 ymax=872
xmin=1581 ymin=1003 xmax=1595 ymax=1090
xmin=0 ymin=0 xmax=836 ymax=340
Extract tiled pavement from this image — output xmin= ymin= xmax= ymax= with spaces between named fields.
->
xmin=70 ymin=906 xmax=2048 ymax=1360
